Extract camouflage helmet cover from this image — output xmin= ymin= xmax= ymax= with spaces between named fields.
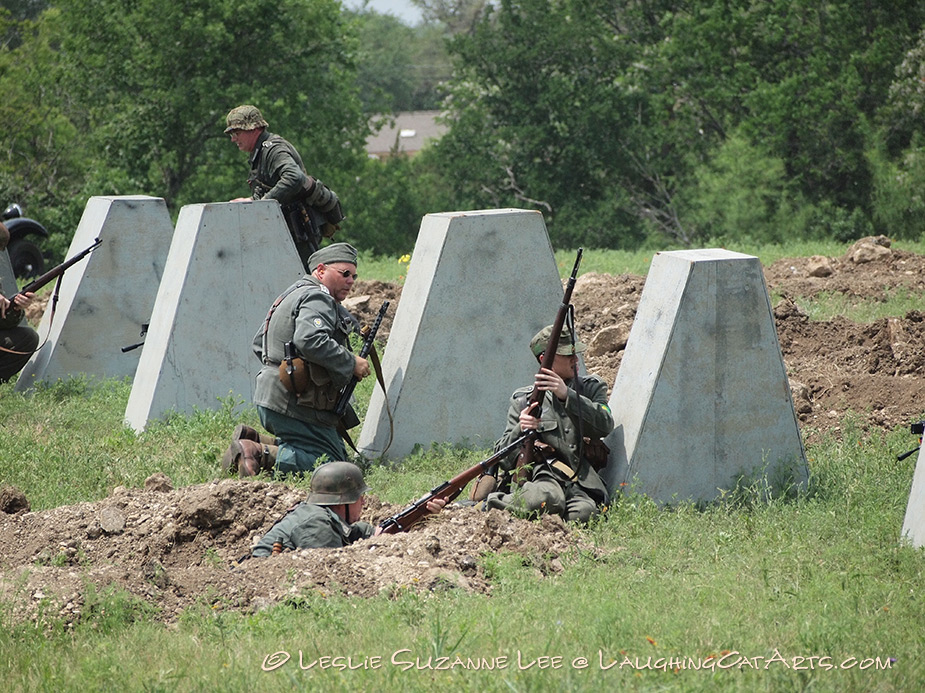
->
xmin=530 ymin=324 xmax=588 ymax=358
xmin=224 ymin=105 xmax=269 ymax=134
xmin=308 ymin=461 xmax=370 ymax=505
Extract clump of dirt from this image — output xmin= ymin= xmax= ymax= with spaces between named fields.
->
xmin=0 ymin=475 xmax=593 ymax=625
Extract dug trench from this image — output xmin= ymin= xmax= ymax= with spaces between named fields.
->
xmin=2 ymin=235 xmax=924 ymax=625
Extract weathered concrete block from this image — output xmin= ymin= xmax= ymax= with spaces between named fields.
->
xmin=124 ymin=200 xmax=304 ymax=432
xmin=358 ymin=209 xmax=563 ymax=460
xmin=15 ymin=196 xmax=172 ymax=390
xmin=901 ymin=444 xmax=925 ymax=548
xmin=604 ymin=248 xmax=808 ymax=503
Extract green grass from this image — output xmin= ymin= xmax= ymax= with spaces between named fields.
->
xmin=3 ymin=241 xmax=925 ymax=691
xmin=795 ymin=287 xmax=925 ymax=323
xmin=357 ymin=250 xmax=413 ymax=283
xmin=2 ymin=383 xmax=924 ymax=692
xmin=370 ymin=239 xmax=871 ymax=285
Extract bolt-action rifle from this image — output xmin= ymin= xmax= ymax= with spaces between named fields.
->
xmin=333 ymin=300 xmax=389 ymax=417
xmin=378 ymin=432 xmax=533 ymax=534
xmin=0 ymin=237 xmax=102 ymax=330
xmin=511 ymin=247 xmax=583 ymax=485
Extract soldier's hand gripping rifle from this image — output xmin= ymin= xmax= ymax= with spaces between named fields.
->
xmin=0 ymin=237 xmax=102 ymax=330
xmin=333 ymin=300 xmax=389 ymax=417
xmin=511 ymin=247 xmax=583 ymax=485
xmin=378 ymin=432 xmax=533 ymax=534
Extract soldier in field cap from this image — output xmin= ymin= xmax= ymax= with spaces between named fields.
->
xmin=225 ymin=105 xmax=344 ymax=269
xmin=483 ymin=323 xmax=613 ymax=523
xmin=221 ymin=242 xmax=369 ymax=478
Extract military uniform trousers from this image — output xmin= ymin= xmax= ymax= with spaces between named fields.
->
xmin=488 ymin=465 xmax=600 ymax=523
xmin=258 ymin=406 xmax=348 ymax=477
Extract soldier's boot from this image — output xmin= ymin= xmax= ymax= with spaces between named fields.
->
xmin=236 ymin=441 xmax=279 ymax=478
xmin=232 ymin=423 xmax=278 ymax=447
xmin=221 ymin=440 xmax=278 ymax=477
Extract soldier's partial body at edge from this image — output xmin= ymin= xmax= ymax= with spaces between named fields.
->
xmin=0 ymin=221 xmax=38 ymax=382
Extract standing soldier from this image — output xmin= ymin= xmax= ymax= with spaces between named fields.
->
xmin=225 ymin=104 xmax=344 ymax=269
xmin=221 ymin=243 xmax=369 ymax=477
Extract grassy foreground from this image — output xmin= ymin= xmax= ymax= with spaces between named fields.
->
xmin=1 ymin=381 xmax=922 ymax=692
xmin=2 ymin=239 xmax=925 ymax=692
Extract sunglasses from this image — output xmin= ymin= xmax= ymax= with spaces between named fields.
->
xmin=331 ymin=268 xmax=358 ymax=280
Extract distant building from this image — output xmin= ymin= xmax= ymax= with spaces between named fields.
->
xmin=366 ymin=111 xmax=447 ymax=159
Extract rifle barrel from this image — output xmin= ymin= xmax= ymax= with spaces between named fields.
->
xmin=377 ymin=431 xmax=533 ymax=534
xmin=333 ymin=301 xmax=389 ymax=416
xmin=19 ymin=237 xmax=102 ymax=296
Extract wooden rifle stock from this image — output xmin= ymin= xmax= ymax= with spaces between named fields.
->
xmin=333 ymin=300 xmax=389 ymax=417
xmin=0 ymin=237 xmax=102 ymax=330
xmin=378 ymin=432 xmax=533 ymax=534
xmin=513 ymin=248 xmax=583 ymax=485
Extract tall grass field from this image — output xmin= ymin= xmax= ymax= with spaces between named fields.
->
xmin=2 ymin=239 xmax=924 ymax=692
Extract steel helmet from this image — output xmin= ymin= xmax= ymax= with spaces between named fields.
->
xmin=224 ymin=105 xmax=269 ymax=133
xmin=308 ymin=461 xmax=370 ymax=505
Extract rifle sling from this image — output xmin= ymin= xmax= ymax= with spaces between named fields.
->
xmin=337 ymin=342 xmax=394 ymax=457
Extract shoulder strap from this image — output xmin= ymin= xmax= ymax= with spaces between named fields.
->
xmin=259 ymin=280 xmax=316 ymax=361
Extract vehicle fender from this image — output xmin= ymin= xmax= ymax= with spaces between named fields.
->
xmin=4 ymin=217 xmax=49 ymax=240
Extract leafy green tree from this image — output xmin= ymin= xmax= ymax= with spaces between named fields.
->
xmin=413 ymin=0 xmax=488 ymax=34
xmin=351 ymin=10 xmax=451 ymax=112
xmin=437 ymin=0 xmax=925 ymax=249
xmin=51 ymin=0 xmax=368 ymax=212
xmin=870 ymin=27 xmax=925 ymax=239
xmin=682 ymin=129 xmax=808 ymax=244
xmin=436 ymin=0 xmax=652 ymax=248
xmin=0 ymin=9 xmax=91 ymax=253
xmin=656 ymin=0 xmax=925 ymax=215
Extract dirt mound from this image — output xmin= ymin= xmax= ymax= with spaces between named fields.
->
xmin=342 ymin=280 xmax=403 ymax=342
xmin=573 ymin=241 xmax=925 ymax=438
xmin=0 ymin=475 xmax=591 ymax=625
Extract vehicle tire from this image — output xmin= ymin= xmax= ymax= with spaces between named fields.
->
xmin=7 ymin=238 xmax=45 ymax=279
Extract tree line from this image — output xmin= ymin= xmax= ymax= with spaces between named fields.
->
xmin=1 ymin=0 xmax=924 ymax=260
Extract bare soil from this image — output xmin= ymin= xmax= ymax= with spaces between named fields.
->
xmin=4 ymin=236 xmax=924 ymax=625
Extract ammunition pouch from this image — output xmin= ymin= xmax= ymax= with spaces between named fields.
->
xmin=468 ymin=473 xmax=498 ymax=503
xmin=296 ymin=361 xmax=340 ymax=411
xmin=583 ymin=437 xmax=610 ymax=471
xmin=278 ymin=356 xmax=339 ymax=411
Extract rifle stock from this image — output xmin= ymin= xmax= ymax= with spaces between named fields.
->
xmin=378 ymin=432 xmax=533 ymax=534
xmin=333 ymin=300 xmax=389 ymax=417
xmin=0 ymin=237 xmax=102 ymax=330
xmin=513 ymin=248 xmax=583 ymax=484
